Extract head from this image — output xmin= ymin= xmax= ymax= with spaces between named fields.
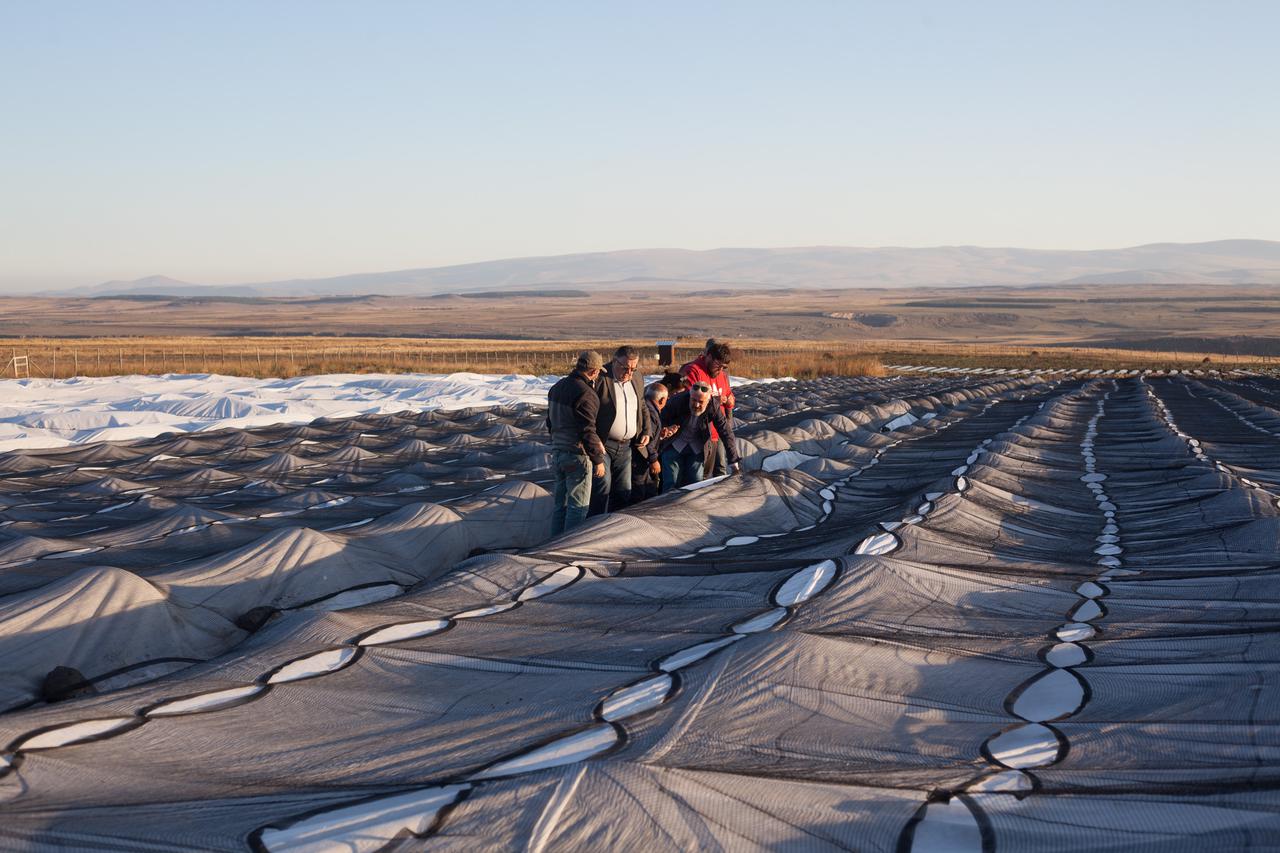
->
xmin=612 ymin=345 xmax=639 ymax=381
xmin=645 ymin=381 xmax=669 ymax=411
xmin=688 ymin=380 xmax=713 ymax=414
xmin=705 ymin=341 xmax=732 ymax=377
xmin=575 ymin=349 xmax=604 ymax=381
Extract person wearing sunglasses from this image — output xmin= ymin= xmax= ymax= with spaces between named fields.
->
xmin=679 ymin=339 xmax=736 ymax=478
xmin=546 ymin=350 xmax=608 ymax=535
xmin=590 ymin=345 xmax=649 ymax=514
xmin=658 ymin=379 xmax=741 ymax=491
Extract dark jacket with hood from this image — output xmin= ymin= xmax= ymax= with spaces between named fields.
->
xmin=594 ymin=362 xmax=646 ymax=445
xmin=547 ymin=369 xmax=606 ymax=464
xmin=659 ymin=390 xmax=741 ymax=465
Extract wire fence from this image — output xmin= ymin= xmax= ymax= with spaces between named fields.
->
xmin=2 ymin=337 xmax=1275 ymax=381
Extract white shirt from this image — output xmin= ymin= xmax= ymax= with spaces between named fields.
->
xmin=607 ymin=378 xmax=639 ymax=441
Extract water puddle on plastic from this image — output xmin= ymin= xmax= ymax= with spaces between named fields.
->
xmin=147 ymin=685 xmax=265 ymax=717
xmin=259 ymin=784 xmax=469 ymax=853
xmin=1011 ymin=669 xmax=1086 ymax=722
xmin=453 ymin=602 xmax=519 ymax=619
xmin=657 ymin=635 xmax=744 ymax=672
xmin=359 ymin=619 xmax=450 ymax=646
xmin=1044 ymin=642 xmax=1087 ymax=668
xmin=518 ymin=566 xmax=583 ymax=601
xmin=268 ymin=648 xmax=358 ymax=684
xmin=17 ymin=717 xmax=138 ymax=751
xmin=774 ymin=560 xmax=838 ymax=606
xmin=985 ymin=723 xmax=1062 ymax=768
xmin=908 ymin=797 xmax=983 ymax=853
xmin=854 ymin=532 xmax=899 ymax=555
xmin=470 ymin=723 xmax=618 ymax=780
xmin=598 ymin=674 xmax=674 ymax=721
xmin=732 ymin=607 xmax=788 ymax=634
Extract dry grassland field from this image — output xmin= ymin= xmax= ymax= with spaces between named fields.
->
xmin=3 ymin=283 xmax=1280 ymax=377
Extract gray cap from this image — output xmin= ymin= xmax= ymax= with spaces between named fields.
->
xmin=576 ymin=350 xmax=604 ymax=371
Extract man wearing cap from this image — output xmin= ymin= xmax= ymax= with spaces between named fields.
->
xmin=658 ymin=380 xmax=741 ymax=490
xmin=589 ymin=345 xmax=648 ymax=514
xmin=546 ymin=350 xmax=607 ymax=535
xmin=679 ymin=340 xmax=736 ymax=478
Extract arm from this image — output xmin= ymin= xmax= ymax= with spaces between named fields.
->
xmin=574 ymin=387 xmax=606 ymax=465
xmin=651 ymin=414 xmax=662 ymax=460
xmin=709 ymin=403 xmax=740 ymax=465
xmin=659 ymin=394 xmax=688 ymax=445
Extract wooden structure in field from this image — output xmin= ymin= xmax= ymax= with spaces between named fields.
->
xmin=5 ymin=353 xmax=30 ymax=379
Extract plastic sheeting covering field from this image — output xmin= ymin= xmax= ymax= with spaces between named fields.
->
xmin=0 ymin=373 xmax=567 ymax=451
xmin=2 ymin=371 xmax=1280 ymax=851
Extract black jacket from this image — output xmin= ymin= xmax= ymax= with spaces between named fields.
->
xmin=594 ymin=363 xmax=646 ymax=445
xmin=659 ymin=391 xmax=740 ymax=465
xmin=546 ymin=369 xmax=606 ymax=464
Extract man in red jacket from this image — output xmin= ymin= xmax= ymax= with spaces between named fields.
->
xmin=679 ymin=339 xmax=735 ymax=477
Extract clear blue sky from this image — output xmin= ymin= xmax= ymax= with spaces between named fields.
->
xmin=2 ymin=1 xmax=1277 ymax=290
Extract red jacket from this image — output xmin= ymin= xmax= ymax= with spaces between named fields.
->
xmin=679 ymin=354 xmax=734 ymax=441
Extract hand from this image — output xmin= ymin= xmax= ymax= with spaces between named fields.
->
xmin=594 ymin=462 xmax=606 ymax=478
xmin=637 ymin=434 xmax=650 ymax=448
xmin=729 ymin=462 xmax=741 ymax=475
xmin=659 ymin=426 xmax=677 ymax=440
xmin=649 ymin=460 xmax=661 ymax=476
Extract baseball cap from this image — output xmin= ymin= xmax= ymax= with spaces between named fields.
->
xmin=576 ymin=350 xmax=604 ymax=370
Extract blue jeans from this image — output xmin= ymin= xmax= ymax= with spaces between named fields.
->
xmin=590 ymin=440 xmax=633 ymax=515
xmin=660 ymin=445 xmax=704 ymax=491
xmin=551 ymin=450 xmax=592 ymax=535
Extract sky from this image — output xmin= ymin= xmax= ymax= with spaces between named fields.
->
xmin=2 ymin=1 xmax=1277 ymax=291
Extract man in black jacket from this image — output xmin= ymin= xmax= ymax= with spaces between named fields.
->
xmin=659 ymin=380 xmax=741 ymax=491
xmin=590 ymin=345 xmax=649 ymax=514
xmin=547 ymin=350 xmax=606 ymax=535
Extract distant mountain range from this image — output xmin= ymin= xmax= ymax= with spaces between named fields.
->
xmin=64 ymin=240 xmax=1280 ymax=298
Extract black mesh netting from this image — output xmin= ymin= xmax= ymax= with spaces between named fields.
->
xmin=2 ymin=372 xmax=1280 ymax=851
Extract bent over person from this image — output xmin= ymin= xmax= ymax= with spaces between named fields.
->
xmin=680 ymin=340 xmax=735 ymax=477
xmin=547 ymin=350 xmax=606 ymax=535
xmin=658 ymin=380 xmax=741 ymax=491
xmin=632 ymin=381 xmax=668 ymax=502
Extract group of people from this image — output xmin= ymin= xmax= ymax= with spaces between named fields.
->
xmin=547 ymin=340 xmax=741 ymax=535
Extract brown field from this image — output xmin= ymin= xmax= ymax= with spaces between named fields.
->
xmin=0 ymin=335 xmax=1273 ymax=382
xmin=2 ymin=283 xmax=1278 ymax=378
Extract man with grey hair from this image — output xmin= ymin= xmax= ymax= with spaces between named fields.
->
xmin=659 ymin=379 xmax=741 ymax=490
xmin=546 ymin=350 xmax=606 ymax=535
xmin=590 ymin=344 xmax=649 ymax=513
xmin=632 ymin=381 xmax=668 ymax=502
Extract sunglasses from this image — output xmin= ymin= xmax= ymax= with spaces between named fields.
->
xmin=691 ymin=383 xmax=712 ymax=393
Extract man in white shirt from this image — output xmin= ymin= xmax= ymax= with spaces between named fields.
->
xmin=590 ymin=345 xmax=649 ymax=514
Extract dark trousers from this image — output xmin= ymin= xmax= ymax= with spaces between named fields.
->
xmin=589 ymin=439 xmax=632 ymax=515
xmin=705 ymin=439 xmax=728 ymax=478
xmin=631 ymin=447 xmax=659 ymax=503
